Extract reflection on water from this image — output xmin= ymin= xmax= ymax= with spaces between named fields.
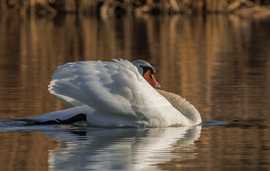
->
xmin=46 ymin=127 xmax=201 ymax=171
xmin=1 ymin=13 xmax=270 ymax=170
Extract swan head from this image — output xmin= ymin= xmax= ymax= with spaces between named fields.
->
xmin=131 ymin=60 xmax=161 ymax=89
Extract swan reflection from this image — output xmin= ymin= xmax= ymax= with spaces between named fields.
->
xmin=46 ymin=126 xmax=201 ymax=171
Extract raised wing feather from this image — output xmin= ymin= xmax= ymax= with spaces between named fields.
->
xmin=49 ymin=60 xmax=169 ymax=119
xmin=49 ymin=63 xmax=84 ymax=107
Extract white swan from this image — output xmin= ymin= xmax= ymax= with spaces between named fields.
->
xmin=11 ymin=59 xmax=202 ymax=127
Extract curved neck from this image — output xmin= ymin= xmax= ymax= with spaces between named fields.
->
xmin=156 ymin=89 xmax=202 ymax=125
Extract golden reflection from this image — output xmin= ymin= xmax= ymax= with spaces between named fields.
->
xmin=0 ymin=13 xmax=270 ymax=170
xmin=0 ymin=132 xmax=60 ymax=171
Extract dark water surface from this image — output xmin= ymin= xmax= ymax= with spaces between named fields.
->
xmin=0 ymin=14 xmax=270 ymax=170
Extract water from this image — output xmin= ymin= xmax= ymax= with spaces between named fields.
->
xmin=0 ymin=13 xmax=270 ymax=170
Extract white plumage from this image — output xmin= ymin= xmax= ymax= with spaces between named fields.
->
xmin=11 ymin=59 xmax=202 ymax=127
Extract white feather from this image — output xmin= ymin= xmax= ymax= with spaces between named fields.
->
xmin=11 ymin=60 xmax=202 ymax=127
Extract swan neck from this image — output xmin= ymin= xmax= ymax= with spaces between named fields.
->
xmin=156 ymin=89 xmax=202 ymax=125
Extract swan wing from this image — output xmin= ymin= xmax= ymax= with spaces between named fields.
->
xmin=49 ymin=62 xmax=84 ymax=107
xmin=49 ymin=60 xmax=171 ymax=119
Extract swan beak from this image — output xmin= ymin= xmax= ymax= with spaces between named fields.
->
xmin=143 ymin=70 xmax=161 ymax=89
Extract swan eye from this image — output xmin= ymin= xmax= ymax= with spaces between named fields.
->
xmin=140 ymin=65 xmax=155 ymax=75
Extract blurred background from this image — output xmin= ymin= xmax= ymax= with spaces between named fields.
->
xmin=1 ymin=0 xmax=270 ymax=170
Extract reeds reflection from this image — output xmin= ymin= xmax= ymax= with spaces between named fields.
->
xmin=0 ymin=13 xmax=270 ymax=170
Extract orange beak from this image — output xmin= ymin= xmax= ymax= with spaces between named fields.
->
xmin=143 ymin=70 xmax=161 ymax=89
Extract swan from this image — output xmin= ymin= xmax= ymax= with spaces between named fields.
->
xmin=11 ymin=59 xmax=202 ymax=127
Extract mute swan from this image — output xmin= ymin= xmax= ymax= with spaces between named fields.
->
xmin=11 ymin=59 xmax=202 ymax=127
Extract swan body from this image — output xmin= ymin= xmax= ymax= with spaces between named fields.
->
xmin=11 ymin=59 xmax=202 ymax=127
